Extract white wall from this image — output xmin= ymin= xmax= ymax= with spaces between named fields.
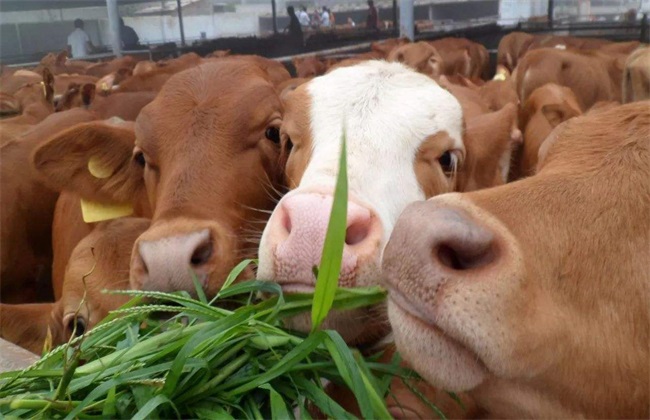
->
xmin=498 ymin=0 xmax=547 ymax=25
xmin=124 ymin=13 xmax=259 ymax=44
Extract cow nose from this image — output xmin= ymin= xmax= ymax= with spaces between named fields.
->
xmin=271 ymin=193 xmax=381 ymax=288
xmin=130 ymin=227 xmax=220 ymax=294
xmin=383 ymin=201 xmax=499 ymax=290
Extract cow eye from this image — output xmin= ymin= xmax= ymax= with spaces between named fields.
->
xmin=439 ymin=151 xmax=458 ymax=175
xmin=133 ymin=151 xmax=146 ymax=167
xmin=66 ymin=316 xmax=87 ymax=337
xmin=265 ymin=127 xmax=281 ymax=144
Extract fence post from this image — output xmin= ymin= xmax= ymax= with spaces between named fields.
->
xmin=106 ymin=0 xmax=122 ymax=57
xmin=399 ymin=0 xmax=414 ymax=40
xmin=641 ymin=13 xmax=648 ymax=43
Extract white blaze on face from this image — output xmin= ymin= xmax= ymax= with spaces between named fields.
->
xmin=258 ymin=61 xmax=463 ymax=293
xmin=302 ymin=61 xmax=463 ymax=237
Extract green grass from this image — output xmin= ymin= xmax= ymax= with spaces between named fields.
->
xmin=0 ymin=132 xmax=443 ymax=418
xmin=0 ymin=284 xmax=402 ymax=419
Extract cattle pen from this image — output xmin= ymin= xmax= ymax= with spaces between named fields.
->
xmin=1 ymin=0 xmax=649 ymax=418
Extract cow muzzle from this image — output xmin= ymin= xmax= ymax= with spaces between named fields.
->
xmin=130 ymin=218 xmax=236 ymax=296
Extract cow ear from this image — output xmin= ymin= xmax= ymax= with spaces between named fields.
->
xmin=32 ymin=121 xmax=143 ymax=206
xmin=0 ymin=303 xmax=64 ymax=355
xmin=541 ymin=102 xmax=579 ymax=128
xmin=81 ymin=83 xmax=96 ymax=106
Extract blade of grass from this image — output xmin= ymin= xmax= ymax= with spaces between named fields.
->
xmin=213 ymin=259 xmax=258 ymax=302
xmin=311 ymin=132 xmax=348 ymax=332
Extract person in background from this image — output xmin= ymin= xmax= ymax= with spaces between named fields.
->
xmin=298 ymin=6 xmax=311 ymax=27
xmin=321 ymin=7 xmax=331 ymax=28
xmin=366 ymin=0 xmax=379 ymax=30
xmin=285 ymin=6 xmax=304 ymax=48
xmin=67 ymin=19 xmax=94 ymax=58
xmin=120 ymin=18 xmax=140 ymax=50
xmin=347 ymin=17 xmax=356 ymax=27
xmin=329 ymin=7 xmax=336 ymax=26
xmin=311 ymin=8 xmax=321 ymax=28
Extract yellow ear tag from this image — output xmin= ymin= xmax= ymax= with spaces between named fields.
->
xmin=88 ymin=156 xmax=113 ymax=179
xmin=101 ymin=82 xmax=109 ymax=92
xmin=493 ymin=73 xmax=507 ymax=81
xmin=80 ymin=199 xmax=134 ymax=223
xmin=40 ymin=81 xmax=47 ymax=97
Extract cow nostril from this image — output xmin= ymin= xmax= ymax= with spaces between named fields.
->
xmin=435 ymin=241 xmax=497 ymax=271
xmin=190 ymin=241 xmax=213 ymax=267
xmin=345 ymin=218 xmax=370 ymax=246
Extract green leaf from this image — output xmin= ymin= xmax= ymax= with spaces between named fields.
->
xmin=101 ymin=386 xmax=117 ymax=418
xmin=261 ymin=385 xmax=292 ymax=420
xmin=214 ymin=259 xmax=258 ymax=302
xmin=311 ymin=132 xmax=348 ymax=332
xmin=191 ymin=271 xmax=208 ymax=304
xmin=132 ymin=394 xmax=178 ymax=420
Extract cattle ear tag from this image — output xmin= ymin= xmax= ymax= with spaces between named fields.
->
xmin=493 ymin=73 xmax=507 ymax=81
xmin=40 ymin=81 xmax=47 ymax=97
xmin=88 ymin=156 xmax=113 ymax=179
xmin=80 ymin=198 xmax=133 ymax=223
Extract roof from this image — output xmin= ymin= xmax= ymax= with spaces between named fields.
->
xmin=0 ymin=0 xmax=159 ymax=12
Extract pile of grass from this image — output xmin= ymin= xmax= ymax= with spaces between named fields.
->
xmin=0 ymin=280 xmax=404 ymax=419
xmin=0 ymin=134 xmax=437 ymax=419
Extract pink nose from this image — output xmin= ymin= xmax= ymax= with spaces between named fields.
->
xmin=270 ymin=193 xmax=381 ymax=289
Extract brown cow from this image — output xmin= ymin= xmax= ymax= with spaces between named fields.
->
xmin=515 ymin=83 xmax=582 ymax=179
xmin=0 ymin=69 xmax=55 ymax=145
xmin=459 ymin=103 xmax=522 ymax=191
xmin=429 ymin=37 xmax=489 ymax=80
xmin=387 ymin=42 xmax=444 ymax=79
xmin=1 ymin=108 xmax=96 ymax=303
xmin=515 ymin=48 xmax=625 ymax=110
xmin=55 ymin=83 xmax=156 ymax=121
xmin=383 ymin=101 xmax=650 ymax=418
xmin=83 ymin=56 xmax=136 ymax=78
xmin=0 ymin=217 xmax=150 ymax=354
xmin=292 ymin=55 xmax=327 ymax=78
xmin=32 ymin=58 xmax=290 ymax=298
xmin=623 ymin=47 xmax=650 ymax=103
xmin=497 ymin=31 xmax=535 ymax=71
xmin=370 ymin=37 xmax=410 ymax=58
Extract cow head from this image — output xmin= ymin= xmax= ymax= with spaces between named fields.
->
xmin=383 ymin=102 xmax=650 ymax=417
xmin=387 ymin=42 xmax=444 ymax=79
xmin=292 ymin=56 xmax=327 ymax=78
xmin=33 ymin=59 xmax=290 ymax=297
xmin=0 ymin=218 xmax=149 ymax=354
xmin=258 ymin=61 xmax=464 ymax=344
xmin=517 ymin=83 xmax=582 ymax=178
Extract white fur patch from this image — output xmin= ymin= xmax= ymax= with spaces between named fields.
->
xmin=301 ymin=61 xmax=464 ymax=240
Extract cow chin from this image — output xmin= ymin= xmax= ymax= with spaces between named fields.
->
xmin=388 ymin=299 xmax=488 ymax=392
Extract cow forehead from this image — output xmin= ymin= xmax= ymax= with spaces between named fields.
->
xmin=302 ymin=61 xmax=463 ymax=188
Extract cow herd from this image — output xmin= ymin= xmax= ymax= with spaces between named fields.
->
xmin=0 ymin=31 xmax=648 ymax=418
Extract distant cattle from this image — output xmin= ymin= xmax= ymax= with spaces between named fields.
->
xmin=515 ymin=83 xmax=582 ymax=178
xmin=387 ymin=42 xmax=444 ymax=79
xmin=515 ymin=48 xmax=624 ymax=110
xmin=384 ymin=101 xmax=649 ymax=418
xmin=623 ymin=47 xmax=650 ymax=103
